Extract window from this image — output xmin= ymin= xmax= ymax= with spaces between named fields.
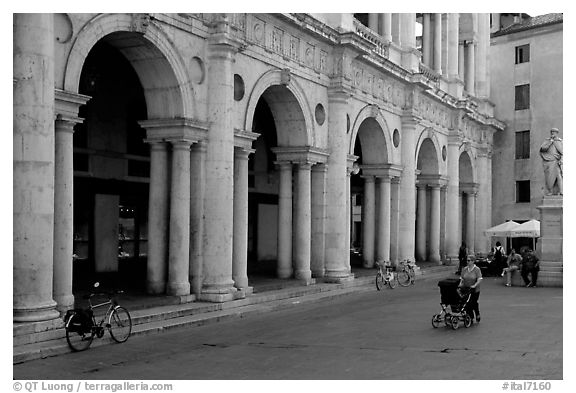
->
xmin=515 ymin=44 xmax=530 ymax=64
xmin=516 ymin=181 xmax=530 ymax=203
xmin=515 ymin=84 xmax=530 ymax=110
xmin=515 ymin=131 xmax=530 ymax=159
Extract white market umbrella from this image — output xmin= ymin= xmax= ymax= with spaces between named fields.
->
xmin=509 ymin=219 xmax=540 ymax=251
xmin=484 ymin=220 xmax=520 ymax=237
xmin=509 ymin=219 xmax=540 ymax=238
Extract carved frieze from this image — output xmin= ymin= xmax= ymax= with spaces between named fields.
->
xmin=305 ymin=43 xmax=315 ymax=68
xmin=319 ymin=50 xmax=327 ymax=73
xmin=289 ymin=36 xmax=300 ymax=61
xmin=272 ymin=27 xmax=284 ymax=55
xmin=252 ymin=18 xmax=266 ymax=45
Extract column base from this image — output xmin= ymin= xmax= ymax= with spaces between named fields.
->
xmin=14 ymin=301 xmax=61 ymax=323
xmin=198 ymin=291 xmax=237 ymax=303
xmin=311 ymin=270 xmax=325 ymax=278
xmin=277 ymin=267 xmax=293 ymax=279
xmin=146 ymin=280 xmax=166 ymax=295
xmin=54 ymin=294 xmax=75 ymax=314
xmin=323 ymin=271 xmax=355 ymax=284
xmin=167 ymin=281 xmax=190 ymax=297
xmin=234 ymin=286 xmax=253 ymax=297
xmin=296 ymin=276 xmax=316 ymax=286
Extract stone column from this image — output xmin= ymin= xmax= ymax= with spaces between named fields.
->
xmin=458 ymin=42 xmax=465 ymax=80
xmin=368 ymin=13 xmax=378 ymax=32
xmin=448 ymin=13 xmax=459 ymax=78
xmin=382 ymin=14 xmax=392 ymax=42
xmin=429 ymin=184 xmax=442 ymax=263
xmin=466 ymin=192 xmax=476 ymax=255
xmin=324 ymin=88 xmax=353 ymax=282
xmin=416 ymin=184 xmax=427 ymax=261
xmin=14 ymin=13 xmax=60 ymax=322
xmin=399 ymin=116 xmax=418 ymax=261
xmin=53 ymin=117 xmax=78 ymax=312
xmin=311 ymin=164 xmax=327 ymax=278
xmin=376 ymin=176 xmax=391 ymax=262
xmin=294 ymin=162 xmax=313 ymax=284
xmin=201 ymin=25 xmax=237 ymax=301
xmin=400 ymin=13 xmax=416 ymax=49
xmin=362 ymin=176 xmax=376 ymax=267
xmin=390 ymin=178 xmax=401 ymax=264
xmin=476 ymin=13 xmax=489 ymax=97
xmin=189 ymin=141 xmax=206 ymax=296
xmin=233 ymin=148 xmax=252 ymax=290
xmin=422 ymin=14 xmax=432 ymax=66
xmin=146 ymin=142 xmax=170 ymax=294
xmin=167 ymin=140 xmax=192 ymax=296
xmin=277 ymin=162 xmax=293 ymax=279
xmin=475 ymin=149 xmax=489 ymax=255
xmin=465 ymin=41 xmax=476 ymax=94
xmin=391 ymin=14 xmax=401 ymax=45
xmin=445 ymin=138 xmax=460 ymax=262
xmin=433 ymin=13 xmax=442 ymax=74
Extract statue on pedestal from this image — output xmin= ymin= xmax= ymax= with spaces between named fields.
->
xmin=539 ymin=128 xmax=563 ymax=196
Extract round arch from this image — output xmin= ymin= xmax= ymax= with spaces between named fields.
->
xmin=458 ymin=148 xmax=477 ymax=183
xmin=349 ymin=105 xmax=393 ymax=163
xmin=415 ymin=127 xmax=443 ymax=174
xmin=63 ymin=13 xmax=193 ymax=119
xmin=244 ymin=69 xmax=314 ymax=147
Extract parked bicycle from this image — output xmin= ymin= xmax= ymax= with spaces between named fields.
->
xmin=64 ymin=282 xmax=132 ymax=352
xmin=397 ymin=259 xmax=416 ymax=287
xmin=375 ymin=260 xmax=397 ymax=290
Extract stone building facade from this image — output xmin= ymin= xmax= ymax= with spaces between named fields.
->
xmin=490 ymin=13 xmax=563 ymax=236
xmin=13 ymin=13 xmax=504 ymax=323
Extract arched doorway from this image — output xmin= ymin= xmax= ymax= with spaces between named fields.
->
xmin=247 ymin=82 xmax=313 ymax=281
xmin=459 ymin=151 xmax=477 ymax=254
xmin=73 ymin=38 xmax=149 ymax=291
xmin=350 ymin=115 xmax=391 ymax=269
xmin=416 ymin=137 xmax=442 ymax=263
xmin=71 ymin=29 xmax=189 ymax=294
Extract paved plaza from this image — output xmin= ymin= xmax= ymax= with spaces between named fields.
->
xmin=13 ymin=276 xmax=563 ymax=381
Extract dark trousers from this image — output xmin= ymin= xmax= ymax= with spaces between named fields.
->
xmin=466 ymin=291 xmax=480 ymax=318
xmin=457 ymin=258 xmax=466 ymax=273
xmin=521 ymin=268 xmax=539 ymax=286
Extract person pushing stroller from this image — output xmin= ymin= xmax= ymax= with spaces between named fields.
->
xmin=459 ymin=255 xmax=483 ymax=323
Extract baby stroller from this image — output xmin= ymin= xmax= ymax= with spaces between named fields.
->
xmin=431 ymin=278 xmax=474 ymax=330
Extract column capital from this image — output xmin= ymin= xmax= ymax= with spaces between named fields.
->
xmin=234 ymin=128 xmax=260 ymax=151
xmin=275 ymin=161 xmax=293 ymax=170
xmin=148 ymin=140 xmax=170 ymax=151
xmin=140 ymin=118 xmax=209 ymax=144
xmin=55 ymin=89 xmax=91 ymax=119
xmin=170 ymin=140 xmax=193 ymax=150
xmin=234 ymin=146 xmax=254 ymax=159
xmin=311 ymin=163 xmax=328 ymax=173
xmin=361 ymin=175 xmax=376 ymax=182
xmin=54 ymin=114 xmax=80 ymax=134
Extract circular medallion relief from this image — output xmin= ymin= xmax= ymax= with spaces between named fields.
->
xmin=234 ymin=74 xmax=245 ymax=101
xmin=442 ymin=145 xmax=447 ymax=161
xmin=393 ymin=128 xmax=400 ymax=148
xmin=190 ymin=56 xmax=205 ymax=84
xmin=315 ymin=103 xmax=326 ymax=126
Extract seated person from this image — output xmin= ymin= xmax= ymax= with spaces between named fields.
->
xmin=502 ymin=248 xmax=522 ymax=287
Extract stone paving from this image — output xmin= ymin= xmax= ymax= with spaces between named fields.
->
xmin=13 ymin=275 xmax=563 ymax=381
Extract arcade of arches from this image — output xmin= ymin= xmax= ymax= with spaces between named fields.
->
xmin=14 ymin=13 xmax=504 ymax=323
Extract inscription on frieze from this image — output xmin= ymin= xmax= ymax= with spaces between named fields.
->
xmin=289 ymin=36 xmax=300 ymax=61
xmin=272 ymin=27 xmax=284 ymax=55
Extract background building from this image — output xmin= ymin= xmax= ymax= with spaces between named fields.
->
xmin=490 ymin=13 xmax=563 ymax=251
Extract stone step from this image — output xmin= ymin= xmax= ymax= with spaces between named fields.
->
xmin=12 ymin=266 xmax=456 ymax=364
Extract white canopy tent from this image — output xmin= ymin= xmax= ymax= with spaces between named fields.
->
xmin=484 ymin=221 xmax=520 ymax=237
xmin=509 ymin=219 xmax=540 ymax=251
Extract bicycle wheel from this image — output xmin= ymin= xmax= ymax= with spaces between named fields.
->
xmin=109 ymin=307 xmax=132 ymax=343
xmin=397 ymin=269 xmax=412 ymax=287
xmin=65 ymin=314 xmax=94 ymax=352
xmin=387 ymin=273 xmax=398 ymax=289
xmin=375 ymin=272 xmax=385 ymax=291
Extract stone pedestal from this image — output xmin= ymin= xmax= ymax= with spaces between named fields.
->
xmin=537 ymin=196 xmax=563 ymax=287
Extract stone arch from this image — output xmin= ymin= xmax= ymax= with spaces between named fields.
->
xmin=63 ymin=13 xmax=193 ymax=119
xmin=244 ymin=69 xmax=313 ymax=147
xmin=458 ymin=148 xmax=477 ymax=183
xmin=349 ymin=105 xmax=392 ymax=164
xmin=415 ymin=128 xmax=442 ymax=174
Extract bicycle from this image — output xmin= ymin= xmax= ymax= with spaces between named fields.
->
xmin=397 ymin=259 xmax=416 ymax=287
xmin=375 ymin=260 xmax=397 ymax=290
xmin=64 ymin=282 xmax=132 ymax=352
